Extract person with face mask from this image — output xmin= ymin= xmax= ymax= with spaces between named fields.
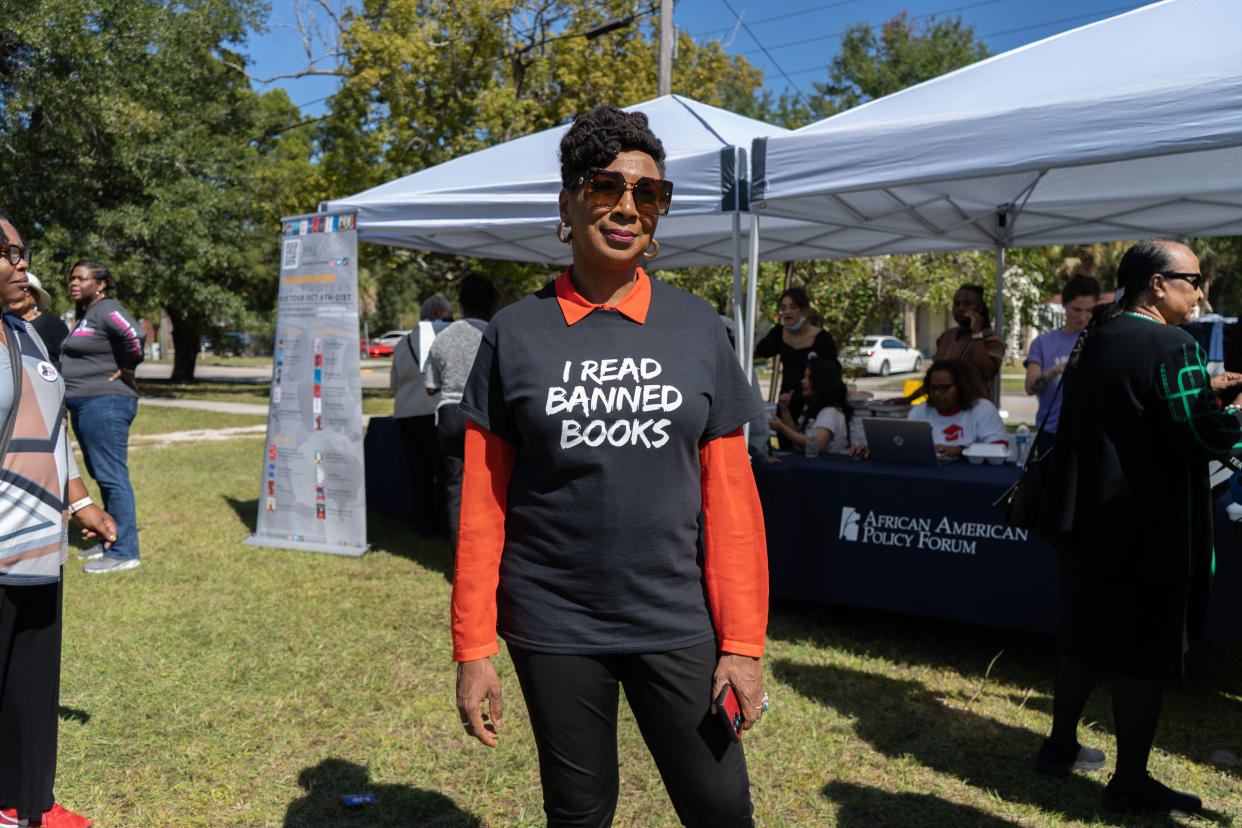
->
xmin=754 ymin=287 xmax=837 ymax=428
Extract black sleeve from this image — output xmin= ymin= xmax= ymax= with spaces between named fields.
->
xmin=459 ymin=324 xmax=518 ymax=444
xmin=754 ymin=325 xmax=781 ymax=359
xmin=101 ymin=302 xmax=146 ymax=368
xmin=814 ymin=329 xmax=838 ymax=361
xmin=704 ymin=318 xmax=767 ymax=442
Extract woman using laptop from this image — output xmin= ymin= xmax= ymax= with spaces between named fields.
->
xmin=906 ymin=359 xmax=1008 ymax=456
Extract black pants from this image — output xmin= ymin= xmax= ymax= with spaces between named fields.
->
xmin=0 ymin=579 xmax=62 ymax=821
xmin=436 ymin=404 xmax=467 ymax=549
xmin=508 ymin=640 xmax=754 ymax=828
xmin=397 ymin=414 xmax=445 ymax=536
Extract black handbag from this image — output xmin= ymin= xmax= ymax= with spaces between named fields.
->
xmin=992 ymin=383 xmax=1060 ymax=541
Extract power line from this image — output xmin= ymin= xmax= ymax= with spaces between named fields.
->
xmin=731 ymin=0 xmax=1012 ymax=56
xmin=739 ymin=1 xmax=1148 ymax=87
xmin=692 ymin=0 xmax=1004 ymax=40
xmin=718 ymin=0 xmax=802 ymax=91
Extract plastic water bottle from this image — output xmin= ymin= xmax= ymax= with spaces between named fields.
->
xmin=804 ymin=424 xmax=820 ymax=458
xmin=1015 ymin=423 xmax=1031 ymax=466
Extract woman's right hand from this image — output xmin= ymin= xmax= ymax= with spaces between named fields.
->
xmin=456 ymin=657 xmax=503 ymax=747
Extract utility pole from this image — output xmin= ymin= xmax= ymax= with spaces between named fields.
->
xmin=658 ymin=0 xmax=673 ymax=96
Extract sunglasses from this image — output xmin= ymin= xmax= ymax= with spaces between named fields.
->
xmin=574 ymin=168 xmax=673 ymax=215
xmin=1161 ymin=271 xmax=1202 ymax=289
xmin=0 ymin=244 xmax=33 ymax=266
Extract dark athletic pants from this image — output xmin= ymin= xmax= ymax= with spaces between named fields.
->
xmin=397 ymin=413 xmax=445 ymax=536
xmin=0 ymin=579 xmax=62 ymax=821
xmin=508 ymin=639 xmax=754 ymax=828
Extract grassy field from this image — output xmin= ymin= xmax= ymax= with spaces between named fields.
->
xmin=49 ymin=404 xmax=1242 ymax=827
xmin=139 ymin=378 xmax=397 ymax=416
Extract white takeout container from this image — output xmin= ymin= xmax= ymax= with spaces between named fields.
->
xmin=962 ymin=444 xmax=1008 ymax=465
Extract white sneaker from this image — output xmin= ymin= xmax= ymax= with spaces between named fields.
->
xmin=76 ymin=544 xmax=105 ymax=561
xmin=82 ymin=557 xmax=141 ymax=574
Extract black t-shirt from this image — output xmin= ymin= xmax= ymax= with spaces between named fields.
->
xmin=460 ymin=276 xmax=765 ymax=654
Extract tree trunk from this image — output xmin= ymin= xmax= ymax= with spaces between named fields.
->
xmin=169 ymin=311 xmax=201 ymax=382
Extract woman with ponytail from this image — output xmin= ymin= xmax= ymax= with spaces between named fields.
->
xmin=1036 ymin=240 xmax=1242 ymax=815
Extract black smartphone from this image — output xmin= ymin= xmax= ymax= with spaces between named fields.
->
xmin=715 ymin=684 xmax=744 ymax=742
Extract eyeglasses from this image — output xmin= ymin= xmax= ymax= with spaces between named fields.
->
xmin=928 ymin=383 xmax=956 ymax=393
xmin=1161 ymin=272 xmax=1202 ymax=289
xmin=0 ymin=244 xmax=33 ymax=266
xmin=573 ymin=168 xmax=673 ymax=215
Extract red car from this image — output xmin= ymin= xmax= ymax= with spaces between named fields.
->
xmin=359 ymin=339 xmax=394 ymax=359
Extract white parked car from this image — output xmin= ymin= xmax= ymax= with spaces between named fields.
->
xmin=374 ymin=329 xmax=410 ymax=349
xmin=846 ymin=336 xmax=924 ymax=376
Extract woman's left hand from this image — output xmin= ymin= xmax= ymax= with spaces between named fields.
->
xmin=1211 ymin=372 xmax=1242 ymax=394
xmin=107 ymin=367 xmax=135 ymax=383
xmin=712 ymin=653 xmax=764 ymax=732
xmin=72 ymin=504 xmax=117 ymax=548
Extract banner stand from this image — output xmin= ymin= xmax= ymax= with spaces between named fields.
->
xmin=245 ymin=210 xmax=369 ymax=557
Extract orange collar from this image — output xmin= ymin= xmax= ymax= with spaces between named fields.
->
xmin=554 ymin=267 xmax=650 ymax=326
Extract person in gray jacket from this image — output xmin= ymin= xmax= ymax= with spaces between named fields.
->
xmin=62 ymin=260 xmax=146 ymax=574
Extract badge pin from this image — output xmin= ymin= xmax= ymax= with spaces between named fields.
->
xmin=36 ymin=361 xmax=58 ymax=382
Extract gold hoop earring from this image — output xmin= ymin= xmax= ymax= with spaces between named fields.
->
xmin=556 ymin=222 xmax=572 ymax=244
xmin=642 ymin=239 xmax=660 ymax=259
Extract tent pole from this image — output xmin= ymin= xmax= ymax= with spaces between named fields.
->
xmin=732 ymin=212 xmax=744 ymax=368
xmin=745 ymin=214 xmax=761 ymax=380
xmin=993 ymin=245 xmax=1005 ymax=408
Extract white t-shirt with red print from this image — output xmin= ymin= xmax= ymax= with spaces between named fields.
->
xmin=906 ymin=398 xmax=1009 ymax=449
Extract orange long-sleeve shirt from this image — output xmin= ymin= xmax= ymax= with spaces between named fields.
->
xmin=450 ymin=422 xmax=768 ymax=661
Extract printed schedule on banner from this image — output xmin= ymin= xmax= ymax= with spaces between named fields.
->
xmin=245 ymin=211 xmax=368 ymax=556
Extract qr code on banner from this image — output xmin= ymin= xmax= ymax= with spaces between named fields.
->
xmin=282 ymin=239 xmax=301 ymax=270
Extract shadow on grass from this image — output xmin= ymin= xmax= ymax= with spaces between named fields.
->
xmin=140 ymin=378 xmax=270 ymax=396
xmin=224 ymin=496 xmax=259 ymax=535
xmin=767 ymin=600 xmax=1242 ymax=781
xmin=283 ymin=757 xmax=479 ymax=827
xmin=773 ymin=659 xmax=1185 ymax=826
xmin=368 ymin=509 xmax=454 ymax=581
xmin=58 ymin=706 xmax=89 ymax=725
xmin=822 ymin=780 xmax=1024 ymax=827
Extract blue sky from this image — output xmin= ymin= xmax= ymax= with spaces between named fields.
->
xmin=242 ymin=0 xmax=1155 ymax=118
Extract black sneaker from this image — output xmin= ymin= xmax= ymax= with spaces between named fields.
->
xmin=1034 ymin=738 xmax=1107 ymax=776
xmin=1103 ymin=774 xmax=1202 ymax=815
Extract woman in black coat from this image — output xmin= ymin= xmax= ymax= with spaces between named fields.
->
xmin=1037 ymin=240 xmax=1242 ymax=815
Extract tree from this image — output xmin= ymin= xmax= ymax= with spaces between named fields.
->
xmin=803 ymin=12 xmax=990 ymax=121
xmin=309 ymin=0 xmax=767 ymax=307
xmin=0 ymin=0 xmax=314 ymax=380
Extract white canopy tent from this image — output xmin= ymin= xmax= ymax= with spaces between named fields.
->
xmin=749 ymin=0 xmax=1242 ymax=347
xmin=323 ymin=95 xmax=796 ymax=363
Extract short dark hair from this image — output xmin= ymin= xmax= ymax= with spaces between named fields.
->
xmin=458 ymin=274 xmax=498 ymax=321
xmin=779 ymin=287 xmax=811 ymax=311
xmin=957 ymin=284 xmax=991 ymax=328
xmin=1061 ymin=274 xmax=1100 ymax=305
xmin=925 ymin=359 xmax=987 ymax=409
xmin=71 ymin=259 xmax=114 ymax=291
xmin=1116 ymin=240 xmax=1180 ymax=303
xmin=559 ymin=106 xmax=666 ymax=188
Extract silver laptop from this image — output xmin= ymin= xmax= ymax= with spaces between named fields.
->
xmin=861 ymin=417 xmax=957 ymax=466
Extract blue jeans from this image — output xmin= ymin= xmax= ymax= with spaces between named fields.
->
xmin=67 ymin=395 xmax=139 ymax=560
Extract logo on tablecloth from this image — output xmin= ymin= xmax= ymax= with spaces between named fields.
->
xmin=839 ymin=507 xmax=861 ymax=541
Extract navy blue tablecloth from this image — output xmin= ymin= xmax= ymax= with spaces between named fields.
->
xmin=755 ymin=455 xmax=1241 ymax=640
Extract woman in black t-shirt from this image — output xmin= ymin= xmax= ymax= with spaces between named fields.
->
xmin=754 ymin=287 xmax=836 ymax=426
xmin=452 ymin=106 xmax=769 ymax=827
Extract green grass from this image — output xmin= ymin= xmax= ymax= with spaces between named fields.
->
xmin=128 ymin=405 xmax=266 ymax=435
xmin=53 ymin=409 xmax=1242 ymax=826
xmin=138 ymin=378 xmax=397 ymax=416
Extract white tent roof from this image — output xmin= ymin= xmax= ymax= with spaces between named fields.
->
xmin=322 ymin=95 xmax=791 ymax=269
xmin=750 ymin=0 xmax=1242 ymax=259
